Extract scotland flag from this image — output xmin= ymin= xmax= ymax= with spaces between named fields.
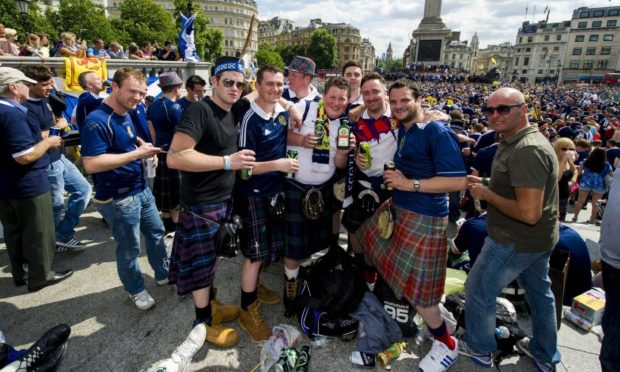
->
xmin=179 ymin=13 xmax=200 ymax=62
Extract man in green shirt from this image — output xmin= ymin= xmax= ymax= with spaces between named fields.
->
xmin=457 ymin=88 xmax=561 ymax=372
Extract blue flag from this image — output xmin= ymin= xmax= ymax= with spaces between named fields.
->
xmin=178 ymin=13 xmax=200 ymax=62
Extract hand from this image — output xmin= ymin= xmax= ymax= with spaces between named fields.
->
xmin=468 ymin=183 xmax=488 ymax=200
xmin=229 ymin=149 xmax=255 ymax=170
xmin=337 ymin=133 xmax=357 ymax=154
xmin=46 ymin=135 xmax=62 ymax=149
xmin=467 ymin=175 xmax=483 ymax=185
xmin=302 ymin=133 xmax=317 ymax=148
xmin=383 ymin=169 xmax=408 ymax=191
xmin=348 ymin=104 xmax=364 ymax=122
xmin=56 ymin=117 xmax=70 ymax=130
xmin=424 ymin=109 xmax=450 ymax=122
xmin=152 ymin=154 xmax=159 ymax=169
xmin=288 ymin=105 xmax=302 ymax=129
xmin=462 ymin=148 xmax=472 ymax=157
xmin=355 ymin=151 xmax=369 ymax=169
xmin=278 ymin=157 xmax=299 ymax=173
xmin=135 ymin=142 xmax=162 ymax=160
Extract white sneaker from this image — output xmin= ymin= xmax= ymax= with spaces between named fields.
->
xmin=155 ymin=323 xmax=206 ymax=372
xmin=129 ymin=289 xmax=155 ymax=310
xmin=419 ymin=337 xmax=459 ymax=371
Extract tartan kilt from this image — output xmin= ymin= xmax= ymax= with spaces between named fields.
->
xmin=284 ymin=179 xmax=333 ymax=260
xmin=239 ymin=194 xmax=284 ymax=264
xmin=356 ymin=202 xmax=448 ymax=307
xmin=168 ymin=200 xmax=231 ymax=295
xmin=153 ymin=153 xmax=181 ymax=213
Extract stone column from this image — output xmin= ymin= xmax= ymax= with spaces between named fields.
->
xmin=424 ymin=0 xmax=442 ymax=19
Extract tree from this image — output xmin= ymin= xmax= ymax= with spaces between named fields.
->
xmin=114 ymin=0 xmax=177 ymax=46
xmin=307 ymin=29 xmax=337 ymax=69
xmin=52 ymin=0 xmax=117 ymax=43
xmin=255 ymin=43 xmax=285 ymax=69
xmin=173 ymin=0 xmax=222 ymax=61
xmin=378 ymin=59 xmax=403 ymax=72
xmin=0 ymin=1 xmax=55 ymax=39
xmin=275 ymin=42 xmax=305 ymax=66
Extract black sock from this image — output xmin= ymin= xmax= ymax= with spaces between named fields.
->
xmin=195 ymin=303 xmax=212 ymax=326
xmin=241 ymin=289 xmax=257 ymax=310
xmin=354 ymin=253 xmax=365 ymax=268
xmin=332 ymin=233 xmax=340 ymax=248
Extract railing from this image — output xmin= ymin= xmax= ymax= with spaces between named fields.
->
xmin=0 ymin=57 xmax=212 ymax=84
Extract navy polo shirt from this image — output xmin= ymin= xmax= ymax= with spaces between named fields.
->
xmin=0 ymin=98 xmax=50 ymax=198
xmin=474 ymin=130 xmax=496 ymax=152
xmin=607 ymin=147 xmax=620 ymax=168
xmin=76 ymin=92 xmax=103 ymax=129
xmin=237 ymin=101 xmax=289 ymax=197
xmin=392 ymin=121 xmax=466 ymax=217
xmin=147 ymin=97 xmax=183 ymax=150
xmin=24 ymin=97 xmax=61 ymax=163
xmin=471 ymin=143 xmax=498 ymax=177
xmin=80 ymin=103 xmax=145 ymax=201
xmin=176 ymin=96 xmax=192 ymax=111
xmin=128 ymin=102 xmax=153 ymax=143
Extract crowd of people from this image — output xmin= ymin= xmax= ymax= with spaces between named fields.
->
xmin=0 ymin=24 xmax=181 ymax=61
xmin=1 ymin=51 xmax=620 ymax=372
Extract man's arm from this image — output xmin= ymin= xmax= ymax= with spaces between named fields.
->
xmin=167 ymin=132 xmax=255 ymax=172
xmin=468 ymin=183 xmax=544 ymax=225
xmin=82 ymin=141 xmax=161 ymax=174
xmin=14 ymin=136 xmax=62 ymax=165
xmin=384 ymin=170 xmax=467 ymax=193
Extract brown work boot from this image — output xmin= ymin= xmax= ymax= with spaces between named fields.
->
xmin=211 ymin=298 xmax=240 ymax=324
xmin=283 ymin=276 xmax=299 ymax=318
xmin=257 ymin=282 xmax=281 ymax=304
xmin=239 ymin=301 xmax=271 ymax=343
xmin=205 ymin=322 xmax=239 ymax=348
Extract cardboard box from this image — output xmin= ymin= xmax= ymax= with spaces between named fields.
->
xmin=571 ymin=288 xmax=605 ymax=326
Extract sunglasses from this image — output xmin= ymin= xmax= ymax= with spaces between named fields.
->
xmin=560 ymin=148 xmax=576 ymax=151
xmin=481 ymin=103 xmax=525 ymax=116
xmin=221 ymin=78 xmax=246 ymax=90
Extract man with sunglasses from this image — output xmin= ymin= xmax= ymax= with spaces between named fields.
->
xmin=0 ymin=67 xmax=73 ymax=292
xmin=458 ymin=88 xmax=560 ymax=371
xmin=176 ymin=75 xmax=207 ymax=111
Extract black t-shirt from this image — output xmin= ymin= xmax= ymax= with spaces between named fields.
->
xmin=175 ymin=97 xmax=249 ymax=205
xmin=24 ymin=98 xmax=61 ymax=162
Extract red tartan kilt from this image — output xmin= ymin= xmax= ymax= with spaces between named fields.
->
xmin=356 ymin=202 xmax=448 ymax=307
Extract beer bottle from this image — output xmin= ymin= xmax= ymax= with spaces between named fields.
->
xmin=337 ymin=118 xmax=351 ymax=150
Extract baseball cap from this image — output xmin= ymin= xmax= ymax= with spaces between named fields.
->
xmin=0 ymin=67 xmax=37 ymax=86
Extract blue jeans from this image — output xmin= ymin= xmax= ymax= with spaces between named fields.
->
xmin=600 ymin=261 xmax=620 ymax=372
xmin=465 ymin=237 xmax=561 ymax=364
xmin=96 ymin=188 xmax=168 ymax=295
xmin=48 ymin=155 xmax=92 ymax=241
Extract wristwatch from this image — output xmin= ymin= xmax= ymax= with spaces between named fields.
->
xmin=482 ymin=177 xmax=490 ymax=186
xmin=413 ymin=179 xmax=421 ymax=192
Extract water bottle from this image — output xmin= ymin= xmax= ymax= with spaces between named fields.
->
xmin=495 ymin=325 xmax=510 ymax=339
xmin=310 ymin=336 xmax=329 ymax=348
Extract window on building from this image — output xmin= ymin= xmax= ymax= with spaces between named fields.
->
xmin=515 ymin=57 xmax=520 ymax=65
xmin=522 ymin=69 xmax=528 ymax=73
xmin=579 ymin=11 xmax=590 ymax=18
xmin=583 ymin=60 xmax=593 ymax=69
xmin=524 ymin=57 xmax=529 ymax=65
xmin=593 ymin=10 xmax=604 ymax=17
xmin=608 ymin=20 xmax=617 ymax=27
xmin=610 ymin=9 xmax=619 ymax=16
xmin=544 ymin=35 xmax=550 ymax=41
xmin=599 ymin=60 xmax=609 ymax=69
xmin=575 ymin=35 xmax=585 ymax=42
xmin=604 ymin=34 xmax=614 ymax=41
xmin=578 ymin=21 xmax=587 ymax=28
xmin=557 ymin=34 xmax=562 ymax=41
xmin=538 ymin=69 xmax=544 ymax=74
xmin=592 ymin=21 xmax=602 ymax=28
xmin=460 ymin=54 xmax=463 ymax=59
xmin=550 ymin=70 xmax=555 ymax=74
xmin=601 ymin=47 xmax=611 ymax=55
xmin=570 ymin=60 xmax=580 ymax=69
xmin=587 ymin=47 xmax=596 ymax=55
xmin=573 ymin=48 xmax=582 ymax=55
xmin=519 ymin=37 xmax=523 ymax=43
xmin=526 ymin=47 xmax=531 ymax=52
xmin=554 ymin=46 xmax=560 ymax=51
xmin=590 ymin=34 xmax=599 ymax=42
xmin=527 ymin=36 xmax=533 ymax=42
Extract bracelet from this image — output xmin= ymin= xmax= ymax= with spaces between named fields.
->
xmin=223 ymin=155 xmax=231 ymax=171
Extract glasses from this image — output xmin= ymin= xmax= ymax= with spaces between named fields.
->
xmin=560 ymin=148 xmax=576 ymax=151
xmin=221 ymin=78 xmax=246 ymax=90
xmin=481 ymin=103 xmax=525 ymax=116
xmin=16 ymin=81 xmax=33 ymax=88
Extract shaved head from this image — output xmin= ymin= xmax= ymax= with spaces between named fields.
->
xmin=488 ymin=87 xmax=526 ymax=105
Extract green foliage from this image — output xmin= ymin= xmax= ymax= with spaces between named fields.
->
xmin=0 ymin=1 xmax=55 ymax=39
xmin=255 ymin=43 xmax=285 ymax=69
xmin=275 ymin=42 xmax=305 ymax=66
xmin=116 ymin=0 xmax=177 ymax=46
xmin=307 ymin=29 xmax=337 ymax=69
xmin=173 ymin=0 xmax=222 ymax=61
xmin=378 ymin=59 xmax=403 ymax=72
xmin=53 ymin=0 xmax=117 ymax=43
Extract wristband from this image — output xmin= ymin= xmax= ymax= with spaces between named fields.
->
xmin=223 ymin=155 xmax=231 ymax=171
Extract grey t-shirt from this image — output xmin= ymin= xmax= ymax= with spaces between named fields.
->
xmin=487 ymin=125 xmax=559 ymax=253
xmin=601 ymin=169 xmax=620 ymax=269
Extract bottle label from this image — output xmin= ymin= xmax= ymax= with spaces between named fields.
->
xmin=337 ymin=127 xmax=350 ymax=148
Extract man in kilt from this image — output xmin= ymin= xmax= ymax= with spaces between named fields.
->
xmin=356 ymin=80 xmax=467 ymax=371
xmin=458 ymin=88 xmax=561 ymax=371
xmin=283 ymin=77 xmax=355 ymax=316
xmin=147 ymin=72 xmax=184 ymax=232
xmin=236 ymin=65 xmax=299 ymax=342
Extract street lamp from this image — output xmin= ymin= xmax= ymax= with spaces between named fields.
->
xmin=187 ymin=0 xmax=193 ymax=16
xmin=15 ymin=0 xmax=31 ymax=33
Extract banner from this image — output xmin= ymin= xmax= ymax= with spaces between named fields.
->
xmin=179 ymin=13 xmax=200 ymax=62
xmin=63 ymin=57 xmax=108 ymax=94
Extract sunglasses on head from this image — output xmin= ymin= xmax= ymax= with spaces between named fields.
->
xmin=221 ymin=78 xmax=246 ymax=90
xmin=481 ymin=103 xmax=525 ymax=116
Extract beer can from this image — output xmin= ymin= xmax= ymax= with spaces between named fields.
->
xmin=145 ymin=157 xmax=156 ymax=178
xmin=241 ymin=168 xmax=252 ymax=180
xmin=284 ymin=348 xmax=299 ymax=370
xmin=360 ymin=142 xmax=371 ymax=169
xmin=49 ymin=127 xmax=61 ymax=136
xmin=296 ymin=346 xmax=310 ymax=372
xmin=384 ymin=161 xmax=395 ymax=191
xmin=286 ymin=149 xmax=298 ymax=179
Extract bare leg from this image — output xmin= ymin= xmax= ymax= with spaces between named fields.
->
xmin=572 ymin=189 xmax=589 ymax=221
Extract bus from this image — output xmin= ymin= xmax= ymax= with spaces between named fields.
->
xmin=602 ymin=72 xmax=620 ymax=85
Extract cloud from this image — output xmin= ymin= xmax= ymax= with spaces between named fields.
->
xmin=257 ymin=0 xmax=603 ymax=59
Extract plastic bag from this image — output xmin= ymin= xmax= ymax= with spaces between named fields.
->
xmin=260 ymin=324 xmax=302 ymax=372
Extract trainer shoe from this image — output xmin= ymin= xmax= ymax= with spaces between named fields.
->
xmin=419 ymin=337 xmax=459 ymax=371
xmin=516 ymin=337 xmax=556 ymax=372
xmin=129 ymin=289 xmax=155 ymax=310
xmin=55 ymin=238 xmax=86 ymax=253
xmin=283 ymin=276 xmax=299 ymax=317
xmin=156 ymin=278 xmax=169 ymax=286
xmin=457 ymin=335 xmax=493 ymax=368
xmin=239 ymin=300 xmax=271 ymax=343
xmin=155 ymin=323 xmax=206 ymax=372
xmin=257 ymin=282 xmax=281 ymax=304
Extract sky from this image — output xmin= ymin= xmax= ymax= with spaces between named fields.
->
xmin=257 ymin=0 xmax=615 ymax=58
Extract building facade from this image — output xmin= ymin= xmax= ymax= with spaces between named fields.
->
xmin=512 ymin=20 xmax=571 ymax=83
xmin=562 ymin=6 xmax=620 ymax=83
xmin=470 ymin=42 xmax=514 ymax=78
xmin=359 ymin=38 xmax=376 ymax=72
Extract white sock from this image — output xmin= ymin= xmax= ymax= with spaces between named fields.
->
xmin=284 ymin=267 xmax=299 ymax=280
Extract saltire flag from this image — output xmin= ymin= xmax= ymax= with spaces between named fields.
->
xmin=179 ymin=13 xmax=200 ymax=62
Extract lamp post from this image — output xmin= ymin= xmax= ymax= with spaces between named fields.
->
xmin=187 ymin=0 xmax=193 ymax=16
xmin=15 ymin=0 xmax=31 ymax=33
